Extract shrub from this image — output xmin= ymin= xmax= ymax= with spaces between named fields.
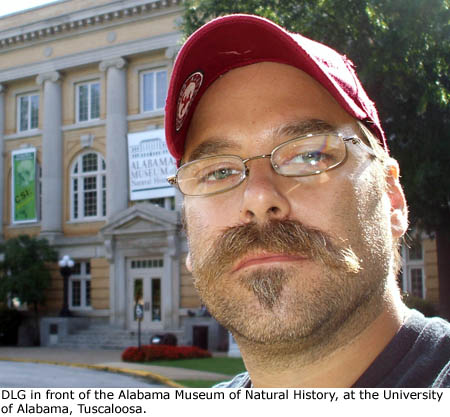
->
xmin=402 ymin=293 xmax=438 ymax=317
xmin=0 ymin=235 xmax=57 ymax=345
xmin=122 ymin=344 xmax=211 ymax=362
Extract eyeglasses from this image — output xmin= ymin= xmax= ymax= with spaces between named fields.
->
xmin=167 ymin=133 xmax=375 ymax=196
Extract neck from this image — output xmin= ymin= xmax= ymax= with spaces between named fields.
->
xmin=235 ymin=283 xmax=407 ymax=388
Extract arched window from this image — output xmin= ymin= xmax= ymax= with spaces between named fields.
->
xmin=71 ymin=152 xmax=106 ymax=220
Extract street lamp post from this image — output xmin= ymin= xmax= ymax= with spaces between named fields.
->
xmin=58 ymin=255 xmax=74 ymax=317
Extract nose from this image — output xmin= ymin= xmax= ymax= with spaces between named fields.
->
xmin=239 ymin=158 xmax=291 ymax=224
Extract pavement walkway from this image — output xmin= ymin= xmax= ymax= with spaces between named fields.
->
xmin=0 ymin=347 xmax=231 ymax=388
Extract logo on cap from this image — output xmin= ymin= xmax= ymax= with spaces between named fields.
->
xmin=176 ymin=71 xmax=203 ymax=132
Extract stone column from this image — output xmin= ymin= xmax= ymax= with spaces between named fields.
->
xmin=36 ymin=71 xmax=63 ymax=237
xmin=165 ymin=46 xmax=184 ymax=213
xmin=167 ymin=230 xmax=180 ymax=329
xmin=0 ymin=85 xmax=5 ymax=239
xmin=99 ymin=58 xmax=128 ymax=220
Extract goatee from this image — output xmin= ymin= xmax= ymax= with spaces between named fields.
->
xmin=190 ymin=219 xmax=360 ymax=310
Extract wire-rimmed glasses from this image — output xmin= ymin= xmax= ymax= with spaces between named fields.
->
xmin=167 ymin=133 xmax=375 ymax=197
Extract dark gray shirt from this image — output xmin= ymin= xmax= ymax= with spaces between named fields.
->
xmin=215 ymin=310 xmax=450 ymax=388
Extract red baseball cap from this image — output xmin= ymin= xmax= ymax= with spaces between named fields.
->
xmin=165 ymin=14 xmax=386 ymax=165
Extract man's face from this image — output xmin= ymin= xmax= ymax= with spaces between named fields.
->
xmin=182 ymin=62 xmax=403 ymax=346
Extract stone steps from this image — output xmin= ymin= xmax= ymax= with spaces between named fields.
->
xmin=55 ymin=325 xmax=184 ymax=350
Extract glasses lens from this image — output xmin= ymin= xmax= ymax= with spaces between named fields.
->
xmin=177 ymin=156 xmax=245 ymax=196
xmin=273 ymin=134 xmax=346 ymax=176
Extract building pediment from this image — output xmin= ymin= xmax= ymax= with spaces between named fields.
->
xmin=101 ymin=202 xmax=179 ymax=238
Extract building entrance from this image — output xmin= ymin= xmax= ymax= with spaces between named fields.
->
xmin=127 ymin=258 xmax=164 ymax=331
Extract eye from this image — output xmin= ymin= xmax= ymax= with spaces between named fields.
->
xmin=196 ymin=163 xmax=242 ymax=184
xmin=272 ymin=136 xmax=339 ymax=176
xmin=204 ymin=167 xmax=239 ymax=181
xmin=289 ymin=150 xmax=326 ymax=166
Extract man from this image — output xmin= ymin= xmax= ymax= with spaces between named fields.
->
xmin=164 ymin=14 xmax=450 ymax=388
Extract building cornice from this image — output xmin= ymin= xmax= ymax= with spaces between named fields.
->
xmin=0 ymin=32 xmax=180 ymax=83
xmin=0 ymin=0 xmax=184 ymax=52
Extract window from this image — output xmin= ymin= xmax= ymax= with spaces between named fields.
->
xmin=76 ymin=81 xmax=100 ymax=122
xmin=17 ymin=93 xmax=39 ymax=132
xmin=410 ymin=268 xmax=424 ymax=298
xmin=131 ymin=259 xmax=164 ymax=269
xmin=69 ymin=261 xmax=91 ymax=309
xmin=71 ymin=152 xmax=106 ymax=220
xmin=401 ymin=239 xmax=425 ymax=299
xmin=151 ymin=278 xmax=161 ymax=321
xmin=141 ymin=69 xmax=167 ymax=112
xmin=148 ymin=197 xmax=175 ymax=210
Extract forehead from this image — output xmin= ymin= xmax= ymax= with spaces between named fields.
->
xmin=184 ymin=62 xmax=356 ymax=161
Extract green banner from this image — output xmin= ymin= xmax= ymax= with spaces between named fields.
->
xmin=12 ymin=149 xmax=37 ymax=222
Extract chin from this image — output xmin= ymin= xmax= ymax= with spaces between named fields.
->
xmin=196 ymin=264 xmax=384 ymax=347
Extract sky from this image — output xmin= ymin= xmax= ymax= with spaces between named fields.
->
xmin=0 ymin=0 xmax=58 ymax=18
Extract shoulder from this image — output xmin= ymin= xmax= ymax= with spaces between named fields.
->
xmin=406 ymin=310 xmax=450 ymax=387
xmin=411 ymin=310 xmax=450 ymax=343
xmin=433 ymin=360 xmax=450 ymax=387
xmin=213 ymin=372 xmax=251 ymax=388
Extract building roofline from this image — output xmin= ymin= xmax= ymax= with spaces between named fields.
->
xmin=0 ymin=0 xmax=183 ymax=51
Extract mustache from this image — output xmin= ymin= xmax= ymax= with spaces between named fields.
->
xmin=192 ymin=219 xmax=361 ymax=276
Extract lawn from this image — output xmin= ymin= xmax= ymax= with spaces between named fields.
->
xmin=146 ymin=357 xmax=246 ymax=376
xmin=144 ymin=357 xmax=246 ymax=388
xmin=174 ymin=379 xmax=225 ymax=388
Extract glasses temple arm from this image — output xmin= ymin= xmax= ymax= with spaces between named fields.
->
xmin=343 ymin=136 xmax=377 ymax=157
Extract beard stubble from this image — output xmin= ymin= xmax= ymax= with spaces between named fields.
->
xmin=187 ymin=219 xmax=378 ymax=345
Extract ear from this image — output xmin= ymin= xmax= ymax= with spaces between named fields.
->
xmin=386 ymin=159 xmax=408 ymax=238
xmin=186 ymin=252 xmax=192 ymax=272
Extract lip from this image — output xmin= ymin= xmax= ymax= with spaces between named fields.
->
xmin=232 ymin=253 xmax=307 ymax=272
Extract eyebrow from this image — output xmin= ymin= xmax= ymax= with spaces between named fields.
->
xmin=184 ymin=137 xmax=241 ymax=163
xmin=184 ymin=119 xmax=336 ymax=164
xmin=272 ymin=119 xmax=336 ymax=138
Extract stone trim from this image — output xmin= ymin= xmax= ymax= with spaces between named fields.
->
xmin=0 ymin=32 xmax=180 ymax=83
xmin=99 ymin=57 xmax=127 ymax=72
xmin=165 ymin=45 xmax=180 ymax=60
xmin=132 ymin=59 xmax=170 ymax=74
xmin=7 ymin=221 xmax=42 ymax=229
xmin=36 ymin=71 xmax=62 ymax=85
xmin=0 ymin=0 xmax=184 ymax=51
xmin=127 ymin=110 xmax=164 ymax=121
xmin=4 ymin=130 xmax=43 ymax=141
xmin=62 ymin=120 xmax=106 ymax=132
xmin=80 ymin=133 xmax=95 ymax=149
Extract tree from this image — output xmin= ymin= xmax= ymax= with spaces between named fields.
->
xmin=0 ymin=235 xmax=58 ymax=344
xmin=182 ymin=0 xmax=450 ymax=317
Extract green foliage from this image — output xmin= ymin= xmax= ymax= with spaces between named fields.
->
xmin=145 ymin=356 xmax=246 ymax=375
xmin=0 ymin=235 xmax=58 ymax=311
xmin=402 ymin=293 xmax=439 ymax=317
xmin=182 ymin=0 xmax=450 ymax=234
